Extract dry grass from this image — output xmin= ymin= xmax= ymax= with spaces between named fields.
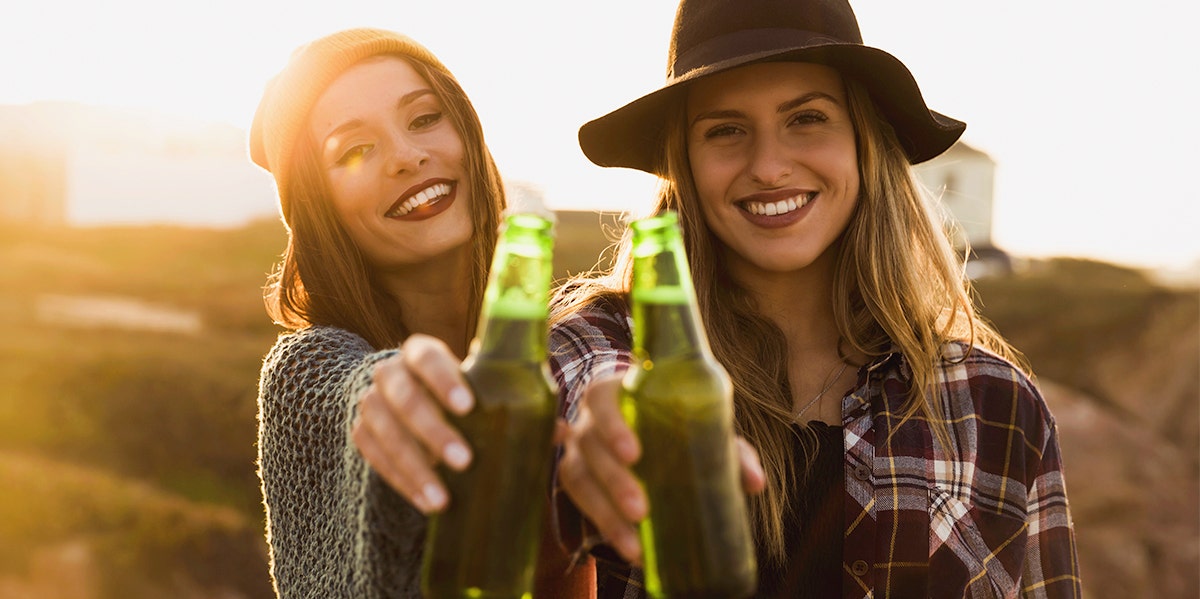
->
xmin=0 ymin=221 xmax=1194 ymax=598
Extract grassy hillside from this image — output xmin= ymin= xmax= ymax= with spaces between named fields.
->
xmin=0 ymin=220 xmax=284 ymax=597
xmin=0 ymin=220 xmax=1195 ymax=598
xmin=974 ymin=258 xmax=1199 ymax=455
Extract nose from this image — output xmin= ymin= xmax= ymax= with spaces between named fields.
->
xmin=384 ymin=131 xmax=429 ymax=175
xmin=747 ymin=131 xmax=791 ymax=187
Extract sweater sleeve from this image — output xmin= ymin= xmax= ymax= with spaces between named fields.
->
xmin=256 ymin=326 xmax=425 ymax=598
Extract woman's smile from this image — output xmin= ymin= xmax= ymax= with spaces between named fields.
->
xmin=387 ymin=179 xmax=457 ymax=220
xmin=736 ymin=189 xmax=817 ymax=229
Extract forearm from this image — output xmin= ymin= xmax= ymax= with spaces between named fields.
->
xmin=257 ymin=327 xmax=416 ymax=597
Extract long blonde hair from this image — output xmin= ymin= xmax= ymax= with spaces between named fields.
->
xmin=552 ymin=73 xmax=1026 ymax=564
xmin=264 ymin=56 xmax=506 ymax=350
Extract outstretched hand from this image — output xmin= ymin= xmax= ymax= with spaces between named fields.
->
xmin=351 ymin=334 xmax=474 ymax=514
xmin=556 ymin=374 xmax=766 ymax=565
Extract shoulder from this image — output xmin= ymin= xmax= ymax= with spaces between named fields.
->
xmin=550 ymin=294 xmax=633 ymax=364
xmin=267 ymin=325 xmax=376 ymax=358
xmin=259 ymin=325 xmax=394 ymax=405
xmin=935 ymin=341 xmax=1056 ymax=446
xmin=551 ymin=294 xmax=630 ymax=339
xmin=548 ymin=294 xmax=634 ymax=420
xmin=263 ymin=326 xmax=377 ymax=373
xmin=937 ymin=342 xmax=1041 ymax=401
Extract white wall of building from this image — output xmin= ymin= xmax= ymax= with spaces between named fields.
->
xmin=1 ymin=102 xmax=281 ymax=228
xmin=915 ymin=143 xmax=996 ymax=249
xmin=67 ymin=145 xmax=278 ymax=227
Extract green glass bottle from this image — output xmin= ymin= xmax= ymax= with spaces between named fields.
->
xmin=622 ymin=211 xmax=757 ymax=599
xmin=420 ymin=213 xmax=559 ymax=599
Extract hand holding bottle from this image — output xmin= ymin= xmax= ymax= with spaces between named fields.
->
xmin=559 ymin=211 xmax=764 ymax=599
xmin=420 ymin=213 xmax=560 ymax=599
xmin=558 ymin=374 xmax=767 ymax=565
xmin=352 ymin=334 xmax=475 ymax=514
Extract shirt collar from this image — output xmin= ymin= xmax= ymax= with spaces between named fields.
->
xmin=863 ymin=343 xmax=910 ymax=383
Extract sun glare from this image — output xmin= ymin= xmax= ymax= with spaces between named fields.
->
xmin=0 ymin=0 xmax=1195 ymax=273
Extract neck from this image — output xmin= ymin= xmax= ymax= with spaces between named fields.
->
xmin=380 ymin=248 xmax=475 ymax=358
xmin=728 ymin=248 xmax=860 ymax=425
xmin=732 ymin=250 xmax=840 ymax=358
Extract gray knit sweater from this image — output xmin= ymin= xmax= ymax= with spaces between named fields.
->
xmin=257 ymin=325 xmax=426 ymax=598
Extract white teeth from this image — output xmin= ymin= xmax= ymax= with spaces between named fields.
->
xmin=744 ymin=193 xmax=811 ymax=216
xmin=388 ymin=183 xmax=452 ymax=217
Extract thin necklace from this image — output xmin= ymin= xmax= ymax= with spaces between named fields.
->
xmin=794 ymin=361 xmax=850 ymax=421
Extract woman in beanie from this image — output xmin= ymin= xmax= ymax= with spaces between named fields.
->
xmin=251 ymin=28 xmax=587 ymax=597
xmin=550 ymin=0 xmax=1081 ymax=597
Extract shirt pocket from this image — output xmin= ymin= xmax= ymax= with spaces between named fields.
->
xmin=928 ymin=486 xmax=1029 ymax=599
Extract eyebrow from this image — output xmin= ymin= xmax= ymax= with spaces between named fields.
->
xmin=777 ymin=91 xmax=841 ymax=113
xmin=690 ymin=91 xmax=842 ymax=127
xmin=321 ymin=88 xmax=437 ymax=147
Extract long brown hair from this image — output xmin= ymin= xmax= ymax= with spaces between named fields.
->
xmin=264 ymin=56 xmax=506 ymax=350
xmin=552 ymin=73 xmax=1026 ymax=564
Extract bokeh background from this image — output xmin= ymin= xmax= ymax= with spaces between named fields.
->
xmin=1 ymin=1 xmax=1197 ymax=597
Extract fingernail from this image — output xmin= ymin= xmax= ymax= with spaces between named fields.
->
xmin=423 ymin=483 xmax=447 ymax=511
xmin=615 ymin=437 xmax=638 ymax=462
xmin=624 ymin=494 xmax=646 ymax=519
xmin=444 ymin=442 xmax=472 ymax=470
xmin=619 ymin=533 xmax=641 ymax=561
xmin=448 ymin=386 xmax=473 ymax=413
xmin=409 ymin=490 xmax=431 ymax=513
xmin=748 ymin=457 xmax=764 ymax=481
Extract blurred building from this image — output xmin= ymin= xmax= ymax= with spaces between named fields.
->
xmin=0 ymin=103 xmax=1010 ymax=281
xmin=0 ymin=102 xmax=277 ymax=228
xmin=0 ymin=105 xmax=69 ymax=226
xmin=915 ymin=141 xmax=1011 ymax=278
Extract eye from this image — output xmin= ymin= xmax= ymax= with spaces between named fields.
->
xmin=703 ymin=123 xmax=745 ymax=140
xmin=336 ymin=144 xmax=372 ymax=167
xmin=788 ymin=110 xmax=829 ymax=126
xmin=410 ymin=111 xmax=444 ymax=130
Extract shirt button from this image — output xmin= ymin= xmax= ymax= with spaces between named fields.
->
xmin=853 ymin=465 xmax=871 ymax=481
xmin=851 ymin=560 xmax=870 ymax=576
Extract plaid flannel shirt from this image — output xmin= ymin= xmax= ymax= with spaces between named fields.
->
xmin=549 ymin=301 xmax=1082 ymax=599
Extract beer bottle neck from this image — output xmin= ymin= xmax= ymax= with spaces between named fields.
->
xmin=470 ymin=215 xmax=552 ymax=362
xmin=473 ymin=294 xmax=548 ymax=361
xmin=629 ymin=235 xmax=713 ymax=361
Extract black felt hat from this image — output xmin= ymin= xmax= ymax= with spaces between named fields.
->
xmin=578 ymin=0 xmax=965 ymax=174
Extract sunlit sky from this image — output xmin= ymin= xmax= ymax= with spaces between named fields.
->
xmin=2 ymin=0 xmax=1197 ymax=272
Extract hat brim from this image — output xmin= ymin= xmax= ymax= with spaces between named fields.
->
xmin=579 ymin=43 xmax=965 ymax=175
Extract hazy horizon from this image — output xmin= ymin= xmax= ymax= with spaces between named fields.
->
xmin=2 ymin=0 xmax=1196 ymax=274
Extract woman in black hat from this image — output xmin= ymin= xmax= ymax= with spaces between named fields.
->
xmin=549 ymin=0 xmax=1081 ymax=597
